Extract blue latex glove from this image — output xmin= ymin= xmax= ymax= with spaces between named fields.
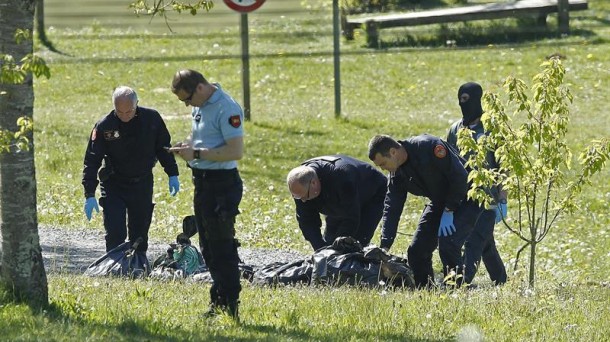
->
xmin=438 ymin=211 xmax=456 ymax=237
xmin=84 ymin=197 xmax=99 ymax=221
xmin=169 ymin=176 xmax=180 ymax=196
xmin=495 ymin=202 xmax=508 ymax=224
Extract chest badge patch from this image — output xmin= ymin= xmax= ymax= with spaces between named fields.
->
xmin=104 ymin=130 xmax=120 ymax=140
xmin=434 ymin=144 xmax=447 ymax=159
xmin=229 ymin=115 xmax=242 ymax=128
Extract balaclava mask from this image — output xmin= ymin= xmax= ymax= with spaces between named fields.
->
xmin=458 ymin=82 xmax=483 ymax=125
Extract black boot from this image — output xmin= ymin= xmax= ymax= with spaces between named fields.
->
xmin=202 ymin=302 xmax=219 ymax=318
xmin=202 ymin=295 xmax=226 ymax=318
xmin=227 ymin=300 xmax=239 ymax=322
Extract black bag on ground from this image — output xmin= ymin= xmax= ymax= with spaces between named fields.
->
xmin=251 ymin=236 xmax=415 ymax=289
xmin=84 ymin=238 xmax=149 ymax=278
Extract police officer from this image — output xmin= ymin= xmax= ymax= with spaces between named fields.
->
xmin=367 ymin=134 xmax=481 ymax=288
xmin=286 ymin=155 xmax=388 ymax=251
xmin=446 ymin=82 xmax=507 ymax=285
xmin=169 ymin=69 xmax=244 ymax=320
xmin=82 ymin=86 xmax=180 ymax=253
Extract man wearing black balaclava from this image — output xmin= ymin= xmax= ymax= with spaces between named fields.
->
xmin=446 ymin=82 xmax=508 ymax=286
xmin=458 ymin=82 xmax=484 ymax=125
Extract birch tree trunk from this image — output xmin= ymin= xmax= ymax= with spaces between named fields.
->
xmin=0 ymin=0 xmax=48 ymax=307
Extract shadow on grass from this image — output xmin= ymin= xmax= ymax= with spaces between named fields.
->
xmin=0 ymin=288 xmax=186 ymax=341
xmin=382 ymin=26 xmax=596 ymax=48
xmin=33 ymin=302 xmax=447 ymax=342
xmin=374 ymin=20 xmax=597 ymax=49
xmin=343 ymin=0 xmax=448 ymax=16
xmin=37 ymin=303 xmax=201 ymax=341
xmin=240 ymin=321 xmax=447 ymax=342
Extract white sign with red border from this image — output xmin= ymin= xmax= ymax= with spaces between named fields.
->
xmin=223 ymin=0 xmax=266 ymax=13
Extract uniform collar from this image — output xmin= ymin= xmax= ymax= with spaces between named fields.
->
xmin=400 ymin=140 xmax=413 ymax=165
xmin=463 ymin=118 xmax=483 ymax=129
xmin=471 ymin=120 xmax=484 ymax=130
xmin=205 ymin=83 xmax=222 ymax=104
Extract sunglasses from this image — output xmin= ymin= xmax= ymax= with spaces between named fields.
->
xmin=181 ymin=89 xmax=195 ymax=103
xmin=293 ymin=179 xmax=313 ymax=201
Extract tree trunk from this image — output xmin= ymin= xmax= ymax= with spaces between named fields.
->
xmin=35 ymin=0 xmax=47 ymax=43
xmin=528 ymin=240 xmax=536 ymax=288
xmin=34 ymin=0 xmax=59 ymax=53
xmin=0 ymin=0 xmax=49 ymax=308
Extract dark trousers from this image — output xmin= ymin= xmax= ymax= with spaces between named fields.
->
xmin=99 ymin=174 xmax=154 ymax=252
xmin=407 ymin=203 xmax=439 ymax=287
xmin=192 ymin=168 xmax=243 ymax=304
xmin=407 ymin=199 xmax=481 ymax=287
xmin=463 ymin=208 xmax=507 ymax=285
xmin=324 ymin=186 xmax=386 ymax=246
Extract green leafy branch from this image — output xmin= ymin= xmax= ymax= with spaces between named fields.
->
xmin=0 ymin=30 xmax=50 ymax=83
xmin=0 ymin=29 xmax=46 ymax=153
xmin=456 ymin=58 xmax=610 ymax=287
xmin=129 ymin=0 xmax=215 ymax=31
xmin=0 ymin=117 xmax=34 ymax=153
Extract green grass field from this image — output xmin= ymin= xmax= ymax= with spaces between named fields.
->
xmin=3 ymin=0 xmax=610 ymax=340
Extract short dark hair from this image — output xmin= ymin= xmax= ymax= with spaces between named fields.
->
xmin=171 ymin=69 xmax=208 ymax=94
xmin=368 ymin=134 xmax=400 ymax=160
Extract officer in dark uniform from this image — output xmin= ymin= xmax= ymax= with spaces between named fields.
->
xmin=82 ymin=86 xmax=180 ymax=253
xmin=446 ymin=82 xmax=507 ymax=285
xmin=368 ymin=134 xmax=482 ymax=288
xmin=286 ymin=155 xmax=387 ymax=250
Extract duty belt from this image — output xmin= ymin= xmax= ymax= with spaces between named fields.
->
xmin=191 ymin=168 xmax=238 ymax=179
xmin=111 ymin=173 xmax=151 ymax=184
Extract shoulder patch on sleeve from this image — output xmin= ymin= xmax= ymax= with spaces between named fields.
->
xmin=434 ymin=144 xmax=447 ymax=159
xmin=91 ymin=129 xmax=97 ymax=141
xmin=228 ymin=115 xmax=242 ymax=128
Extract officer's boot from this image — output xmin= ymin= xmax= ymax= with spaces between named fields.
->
xmin=202 ymin=295 xmax=226 ymax=318
xmin=203 ymin=305 xmax=217 ymax=318
xmin=227 ymin=300 xmax=239 ymax=322
xmin=202 ymin=301 xmax=218 ymax=318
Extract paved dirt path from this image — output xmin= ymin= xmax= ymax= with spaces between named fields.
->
xmin=38 ymin=225 xmax=305 ymax=274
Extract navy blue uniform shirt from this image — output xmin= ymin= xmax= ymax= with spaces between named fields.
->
xmin=295 ymin=155 xmax=387 ymax=248
xmin=381 ymin=134 xmax=469 ymax=248
xmin=447 ymin=120 xmax=502 ymax=202
xmin=82 ymin=106 xmax=179 ymax=198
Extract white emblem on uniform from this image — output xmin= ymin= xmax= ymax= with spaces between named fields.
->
xmin=114 ymin=131 xmax=120 ymax=138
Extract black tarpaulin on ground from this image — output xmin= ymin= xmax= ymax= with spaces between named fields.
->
xmin=84 ymin=232 xmax=415 ymax=290
xmin=250 ymin=237 xmax=416 ymax=289
xmin=84 ymin=238 xmax=149 ymax=278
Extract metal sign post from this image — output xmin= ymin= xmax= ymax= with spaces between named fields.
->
xmin=223 ymin=0 xmax=266 ymax=121
xmin=240 ymin=13 xmax=251 ymax=121
xmin=333 ymin=0 xmax=341 ymax=118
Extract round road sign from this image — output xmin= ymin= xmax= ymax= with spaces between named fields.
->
xmin=223 ymin=0 xmax=266 ymax=13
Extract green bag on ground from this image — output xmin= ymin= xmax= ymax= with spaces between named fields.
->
xmin=173 ymin=244 xmax=204 ymax=275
